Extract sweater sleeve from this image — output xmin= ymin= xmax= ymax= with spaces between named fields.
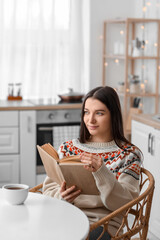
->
xmin=92 ymin=149 xmax=142 ymax=211
xmin=43 ymin=176 xmax=62 ymax=199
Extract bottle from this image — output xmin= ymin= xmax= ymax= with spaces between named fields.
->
xmin=118 ymin=82 xmax=125 ymax=93
xmin=130 ymin=79 xmax=140 ymax=94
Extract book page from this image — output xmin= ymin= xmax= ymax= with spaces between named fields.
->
xmin=41 ymin=143 xmax=59 ymax=161
xmin=41 ymin=143 xmax=80 ymax=163
xmin=37 ymin=145 xmax=64 ymax=185
xmin=59 ymin=155 xmax=81 ymax=163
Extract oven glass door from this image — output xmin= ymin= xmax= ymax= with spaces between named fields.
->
xmin=36 ymin=123 xmax=80 ymax=173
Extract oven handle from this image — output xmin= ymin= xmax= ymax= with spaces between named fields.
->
xmin=38 ymin=127 xmax=53 ymax=131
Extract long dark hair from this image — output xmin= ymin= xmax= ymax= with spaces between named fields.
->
xmin=79 ymin=86 xmax=131 ymax=148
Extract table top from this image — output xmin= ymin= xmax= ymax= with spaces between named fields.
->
xmin=0 ymin=190 xmax=89 ymax=240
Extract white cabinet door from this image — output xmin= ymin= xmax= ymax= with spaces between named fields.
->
xmin=20 ymin=111 xmax=36 ymax=187
xmin=149 ymin=129 xmax=160 ymax=237
xmin=0 ymin=111 xmax=19 ymax=186
xmin=0 ymin=111 xmax=18 ymax=126
xmin=0 ymin=127 xmax=19 ymax=154
xmin=0 ymin=155 xmax=19 ymax=187
xmin=131 ymin=120 xmax=153 ymax=170
xmin=131 ymin=120 xmax=160 ymax=238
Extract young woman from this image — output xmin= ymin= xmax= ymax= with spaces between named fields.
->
xmin=43 ymin=86 xmax=142 ymax=240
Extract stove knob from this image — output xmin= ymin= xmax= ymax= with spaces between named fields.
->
xmin=64 ymin=113 xmax=71 ymax=119
xmin=48 ymin=113 xmax=55 ymax=120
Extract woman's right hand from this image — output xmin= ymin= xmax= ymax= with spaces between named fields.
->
xmin=60 ymin=181 xmax=81 ymax=203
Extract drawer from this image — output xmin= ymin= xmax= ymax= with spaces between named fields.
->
xmin=0 ymin=127 xmax=19 ymax=154
xmin=0 ymin=155 xmax=19 ymax=187
xmin=0 ymin=111 xmax=19 ymax=127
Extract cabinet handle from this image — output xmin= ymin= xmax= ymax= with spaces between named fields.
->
xmin=151 ymin=135 xmax=154 ymax=156
xmin=27 ymin=116 xmax=32 ymax=133
xmin=148 ymin=133 xmax=152 ymax=153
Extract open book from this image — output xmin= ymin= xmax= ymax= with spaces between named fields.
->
xmin=37 ymin=143 xmax=99 ymax=195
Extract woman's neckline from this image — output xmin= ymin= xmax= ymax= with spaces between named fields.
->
xmin=85 ymin=140 xmax=115 ymax=147
xmin=72 ymin=139 xmax=118 ymax=153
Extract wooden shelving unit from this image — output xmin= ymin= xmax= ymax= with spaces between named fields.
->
xmin=102 ymin=18 xmax=160 ymax=137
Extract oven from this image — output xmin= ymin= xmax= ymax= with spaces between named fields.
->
xmin=36 ymin=109 xmax=81 ymax=174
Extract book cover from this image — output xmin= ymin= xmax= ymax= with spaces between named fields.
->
xmin=37 ymin=144 xmax=99 ymax=195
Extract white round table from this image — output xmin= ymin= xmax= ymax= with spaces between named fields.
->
xmin=0 ymin=190 xmax=89 ymax=240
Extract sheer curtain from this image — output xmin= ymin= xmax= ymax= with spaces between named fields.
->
xmin=0 ymin=0 xmax=84 ymax=100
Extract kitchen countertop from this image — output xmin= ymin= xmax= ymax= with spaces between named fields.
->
xmin=132 ymin=113 xmax=160 ymax=130
xmin=0 ymin=99 xmax=82 ymax=110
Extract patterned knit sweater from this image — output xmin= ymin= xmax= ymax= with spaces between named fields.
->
xmin=43 ymin=139 xmax=142 ymax=235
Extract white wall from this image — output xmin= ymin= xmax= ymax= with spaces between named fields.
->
xmin=134 ymin=0 xmax=160 ymax=19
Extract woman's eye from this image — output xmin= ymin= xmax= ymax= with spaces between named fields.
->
xmin=84 ymin=110 xmax=89 ymax=115
xmin=96 ymin=112 xmax=103 ymax=115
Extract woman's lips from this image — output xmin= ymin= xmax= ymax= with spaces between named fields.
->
xmin=88 ymin=125 xmax=98 ymax=130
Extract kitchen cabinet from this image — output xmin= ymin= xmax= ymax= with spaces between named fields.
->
xmin=0 ymin=127 xmax=19 ymax=154
xmin=0 ymin=155 xmax=19 ymax=187
xmin=131 ymin=120 xmax=160 ymax=238
xmin=20 ymin=110 xmax=36 ymax=187
xmin=102 ymin=18 xmax=160 ymax=137
xmin=0 ymin=111 xmax=19 ymax=186
xmin=0 ymin=104 xmax=82 ymax=188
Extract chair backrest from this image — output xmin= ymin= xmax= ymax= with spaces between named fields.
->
xmin=29 ymin=168 xmax=155 ymax=239
xmin=88 ymin=168 xmax=155 ymax=240
xmin=29 ymin=183 xmax=43 ymax=194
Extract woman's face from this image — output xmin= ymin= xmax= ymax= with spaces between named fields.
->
xmin=83 ymin=97 xmax=112 ymax=142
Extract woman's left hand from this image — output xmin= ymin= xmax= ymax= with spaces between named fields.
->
xmin=80 ymin=152 xmax=103 ymax=172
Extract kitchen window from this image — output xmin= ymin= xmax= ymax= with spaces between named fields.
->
xmin=0 ymin=0 xmax=85 ymax=100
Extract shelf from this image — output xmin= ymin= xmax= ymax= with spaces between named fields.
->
xmin=125 ymin=129 xmax=131 ymax=135
xmin=104 ymin=18 xmax=160 ymax=24
xmin=102 ymin=18 xmax=160 ymax=135
xmin=127 ymin=18 xmax=160 ymax=23
xmin=104 ymin=55 xmax=159 ymax=60
xmin=128 ymin=56 xmax=159 ymax=60
xmin=119 ymin=93 xmax=156 ymax=97
xmin=127 ymin=93 xmax=157 ymax=97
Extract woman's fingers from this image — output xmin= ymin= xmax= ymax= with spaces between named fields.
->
xmin=83 ymin=164 xmax=96 ymax=172
xmin=61 ymin=185 xmax=76 ymax=197
xmin=81 ymin=153 xmax=102 ymax=171
xmin=64 ymin=189 xmax=81 ymax=202
xmin=60 ymin=184 xmax=81 ymax=203
xmin=60 ymin=181 xmax=67 ymax=193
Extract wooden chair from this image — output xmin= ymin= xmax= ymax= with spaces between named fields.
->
xmin=30 ymin=183 xmax=43 ymax=194
xmin=29 ymin=168 xmax=155 ymax=240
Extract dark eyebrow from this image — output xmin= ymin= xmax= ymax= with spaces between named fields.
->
xmin=84 ymin=108 xmax=106 ymax=112
xmin=96 ymin=109 xmax=106 ymax=112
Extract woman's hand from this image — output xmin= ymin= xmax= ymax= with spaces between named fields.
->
xmin=60 ymin=181 xmax=81 ymax=203
xmin=80 ymin=152 xmax=103 ymax=172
